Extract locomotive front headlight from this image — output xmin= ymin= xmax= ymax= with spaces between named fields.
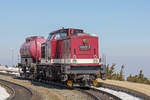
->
xmin=94 ymin=59 xmax=98 ymax=63
xmin=73 ymin=55 xmax=77 ymax=63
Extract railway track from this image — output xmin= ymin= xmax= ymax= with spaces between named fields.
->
xmin=30 ymin=79 xmax=121 ymax=100
xmin=76 ymin=87 xmax=121 ymax=100
xmin=0 ymin=79 xmax=32 ymax=100
xmin=0 ymin=72 xmax=147 ymax=100
xmin=0 ymin=80 xmax=15 ymax=100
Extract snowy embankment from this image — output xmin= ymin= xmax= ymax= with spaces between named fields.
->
xmin=92 ymin=87 xmax=144 ymax=100
xmin=0 ymin=85 xmax=10 ymax=100
xmin=0 ymin=66 xmax=20 ymax=76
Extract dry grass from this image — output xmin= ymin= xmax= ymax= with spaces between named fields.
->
xmin=97 ymin=78 xmax=150 ymax=96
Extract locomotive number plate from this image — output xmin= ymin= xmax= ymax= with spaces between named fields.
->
xmin=79 ymin=45 xmax=91 ymax=50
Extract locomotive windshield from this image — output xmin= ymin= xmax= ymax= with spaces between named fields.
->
xmin=55 ymin=32 xmax=67 ymax=40
xmin=60 ymin=32 xmax=67 ymax=38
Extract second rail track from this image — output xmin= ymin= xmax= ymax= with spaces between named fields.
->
xmin=0 ymin=79 xmax=32 ymax=100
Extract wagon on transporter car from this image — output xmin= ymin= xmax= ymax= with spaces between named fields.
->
xmin=19 ymin=28 xmax=106 ymax=87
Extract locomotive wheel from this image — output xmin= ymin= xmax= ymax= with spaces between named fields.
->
xmin=93 ymin=80 xmax=98 ymax=87
xmin=67 ymin=80 xmax=73 ymax=87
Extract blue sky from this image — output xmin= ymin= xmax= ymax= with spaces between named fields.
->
xmin=0 ymin=0 xmax=150 ymax=78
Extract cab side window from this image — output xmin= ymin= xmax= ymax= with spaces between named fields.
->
xmin=47 ymin=34 xmax=54 ymax=40
xmin=55 ymin=33 xmax=61 ymax=40
xmin=50 ymin=34 xmax=54 ymax=40
xmin=60 ymin=33 xmax=67 ymax=38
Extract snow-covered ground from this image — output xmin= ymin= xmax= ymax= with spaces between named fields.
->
xmin=0 ymin=66 xmax=20 ymax=76
xmin=0 ymin=85 xmax=10 ymax=100
xmin=0 ymin=70 xmax=20 ymax=76
xmin=0 ymin=66 xmax=19 ymax=73
xmin=92 ymin=87 xmax=144 ymax=100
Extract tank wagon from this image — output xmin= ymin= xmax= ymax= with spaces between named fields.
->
xmin=20 ymin=36 xmax=46 ymax=75
xmin=19 ymin=28 xmax=106 ymax=87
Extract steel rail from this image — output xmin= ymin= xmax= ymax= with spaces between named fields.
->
xmin=90 ymin=87 xmax=121 ymax=100
xmin=0 ymin=80 xmax=16 ymax=100
xmin=0 ymin=72 xmax=148 ymax=100
xmin=76 ymin=88 xmax=100 ymax=100
xmin=0 ymin=79 xmax=32 ymax=100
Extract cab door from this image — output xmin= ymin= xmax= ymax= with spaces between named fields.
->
xmin=46 ymin=34 xmax=55 ymax=62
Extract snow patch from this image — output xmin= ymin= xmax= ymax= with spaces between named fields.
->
xmin=0 ymin=85 xmax=10 ymax=100
xmin=0 ymin=71 xmax=7 ymax=73
xmin=92 ymin=87 xmax=144 ymax=100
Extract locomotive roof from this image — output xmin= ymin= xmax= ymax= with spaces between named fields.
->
xmin=71 ymin=33 xmax=98 ymax=38
xmin=49 ymin=28 xmax=84 ymax=35
xmin=47 ymin=28 xmax=98 ymax=40
xmin=56 ymin=33 xmax=98 ymax=41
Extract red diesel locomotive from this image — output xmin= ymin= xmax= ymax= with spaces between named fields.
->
xmin=19 ymin=28 xmax=106 ymax=87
